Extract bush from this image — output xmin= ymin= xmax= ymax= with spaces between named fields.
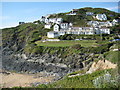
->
xmin=93 ymin=72 xmax=118 ymax=88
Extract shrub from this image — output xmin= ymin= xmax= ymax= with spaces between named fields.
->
xmin=93 ymin=72 xmax=118 ymax=88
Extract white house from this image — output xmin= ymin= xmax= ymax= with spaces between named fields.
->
xmin=47 ymin=31 xmax=59 ymax=38
xmin=69 ymin=23 xmax=73 ymax=27
xmin=44 ymin=24 xmax=52 ymax=29
xmin=94 ymin=27 xmax=110 ymax=34
xmin=66 ymin=9 xmax=78 ymax=15
xmin=45 ymin=18 xmax=49 ymax=24
xmin=41 ymin=17 xmax=63 ymax=24
xmin=94 ymin=27 xmax=100 ymax=34
xmin=53 ymin=23 xmax=71 ymax=32
xmin=112 ymin=19 xmax=119 ymax=25
xmin=87 ymin=20 xmax=115 ymax=27
xmin=105 ymin=21 xmax=113 ymax=27
xmin=87 ymin=21 xmax=99 ymax=27
xmin=66 ymin=13 xmax=77 ymax=15
xmin=84 ymin=27 xmax=95 ymax=35
xmin=44 ymin=18 xmax=63 ymax=24
xmin=49 ymin=18 xmax=57 ymax=23
xmin=60 ymin=23 xmax=69 ymax=30
xmin=40 ymin=16 xmax=45 ymax=22
xmin=113 ymin=19 xmax=118 ymax=23
xmin=96 ymin=14 xmax=107 ymax=21
xmin=100 ymin=28 xmax=110 ymax=34
xmin=54 ymin=24 xmax=60 ymax=31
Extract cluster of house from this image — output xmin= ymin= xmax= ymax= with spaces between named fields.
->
xmin=66 ymin=9 xmax=110 ymax=21
xmin=41 ymin=17 xmax=63 ymax=24
xmin=40 ymin=15 xmax=63 ymax=29
xmin=87 ymin=19 xmax=118 ymax=27
xmin=47 ymin=23 xmax=110 ymax=38
xmin=39 ymin=11 xmax=118 ymax=38
xmin=66 ymin=9 xmax=107 ymax=20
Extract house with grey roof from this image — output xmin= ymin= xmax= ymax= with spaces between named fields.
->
xmin=96 ymin=14 xmax=107 ymax=21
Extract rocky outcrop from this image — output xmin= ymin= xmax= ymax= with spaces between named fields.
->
xmin=86 ymin=60 xmax=117 ymax=74
xmin=2 ymin=45 xmax=96 ymax=78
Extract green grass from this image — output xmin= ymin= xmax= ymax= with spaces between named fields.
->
xmin=37 ymin=69 xmax=112 ymax=88
xmin=104 ymin=51 xmax=119 ymax=64
xmin=35 ymin=40 xmax=98 ymax=47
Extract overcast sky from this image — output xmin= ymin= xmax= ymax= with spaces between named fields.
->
xmin=1 ymin=1 xmax=119 ymax=29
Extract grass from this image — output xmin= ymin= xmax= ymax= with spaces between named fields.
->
xmin=36 ymin=69 xmax=112 ymax=88
xmin=104 ymin=51 xmax=119 ymax=64
xmin=35 ymin=40 xmax=98 ymax=47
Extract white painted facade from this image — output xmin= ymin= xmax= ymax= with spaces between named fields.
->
xmin=60 ymin=23 xmax=69 ymax=29
xmin=100 ymin=28 xmax=110 ymax=34
xmin=106 ymin=21 xmax=113 ymax=27
xmin=112 ymin=19 xmax=119 ymax=25
xmin=66 ymin=13 xmax=77 ymax=15
xmin=41 ymin=16 xmax=63 ymax=24
xmin=45 ymin=18 xmax=49 ymax=24
xmin=87 ymin=20 xmax=116 ymax=27
xmin=47 ymin=24 xmax=110 ymax=38
xmin=96 ymin=14 xmax=107 ymax=21
xmin=113 ymin=19 xmax=118 ymax=23
xmin=47 ymin=31 xmax=59 ymax=38
xmin=40 ymin=16 xmax=45 ymax=22
xmin=53 ymin=24 xmax=60 ymax=32
xmin=49 ymin=18 xmax=57 ymax=23
xmin=44 ymin=24 xmax=52 ymax=29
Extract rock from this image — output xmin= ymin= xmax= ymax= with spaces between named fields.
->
xmin=86 ymin=60 xmax=117 ymax=74
xmin=2 ymin=43 xmax=98 ymax=79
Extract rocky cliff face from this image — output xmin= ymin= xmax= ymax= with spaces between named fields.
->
xmin=86 ymin=60 xmax=117 ymax=74
xmin=2 ymin=42 xmax=95 ymax=77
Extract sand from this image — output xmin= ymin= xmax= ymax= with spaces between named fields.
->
xmin=0 ymin=70 xmax=54 ymax=88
